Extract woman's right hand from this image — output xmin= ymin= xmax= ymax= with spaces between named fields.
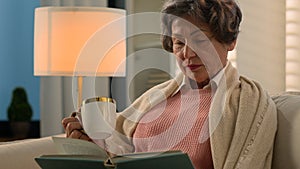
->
xmin=61 ymin=112 xmax=91 ymax=141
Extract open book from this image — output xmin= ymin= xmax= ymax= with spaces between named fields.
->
xmin=35 ymin=137 xmax=194 ymax=169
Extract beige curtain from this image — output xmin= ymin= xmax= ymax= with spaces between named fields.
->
xmin=286 ymin=0 xmax=300 ymax=91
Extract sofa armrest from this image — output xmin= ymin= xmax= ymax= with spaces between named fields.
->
xmin=0 ymin=134 xmax=64 ymax=169
xmin=272 ymin=92 xmax=300 ymax=169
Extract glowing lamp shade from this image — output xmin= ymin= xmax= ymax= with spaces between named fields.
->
xmin=34 ymin=7 xmax=126 ymax=77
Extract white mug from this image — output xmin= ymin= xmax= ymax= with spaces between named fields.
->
xmin=79 ymin=97 xmax=116 ymax=140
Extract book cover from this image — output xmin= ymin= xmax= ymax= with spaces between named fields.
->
xmin=35 ymin=137 xmax=194 ymax=169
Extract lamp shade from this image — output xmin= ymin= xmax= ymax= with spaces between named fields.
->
xmin=34 ymin=7 xmax=126 ymax=77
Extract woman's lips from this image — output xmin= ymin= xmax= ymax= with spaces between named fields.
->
xmin=187 ymin=64 xmax=203 ymax=71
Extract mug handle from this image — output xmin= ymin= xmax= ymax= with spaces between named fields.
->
xmin=70 ymin=111 xmax=87 ymax=135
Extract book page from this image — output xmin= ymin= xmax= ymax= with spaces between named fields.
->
xmin=52 ymin=137 xmax=108 ymax=158
xmin=118 ymin=150 xmax=182 ymax=158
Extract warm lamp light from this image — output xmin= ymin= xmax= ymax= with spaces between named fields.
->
xmin=34 ymin=7 xmax=126 ymax=108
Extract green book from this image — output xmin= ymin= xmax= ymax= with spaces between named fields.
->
xmin=35 ymin=137 xmax=194 ymax=169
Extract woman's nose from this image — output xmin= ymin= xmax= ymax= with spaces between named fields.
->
xmin=183 ymin=45 xmax=196 ymax=58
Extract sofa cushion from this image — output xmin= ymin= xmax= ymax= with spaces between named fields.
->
xmin=272 ymin=92 xmax=300 ymax=169
xmin=0 ymin=134 xmax=63 ymax=169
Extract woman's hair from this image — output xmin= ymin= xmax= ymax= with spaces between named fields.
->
xmin=161 ymin=0 xmax=242 ymax=52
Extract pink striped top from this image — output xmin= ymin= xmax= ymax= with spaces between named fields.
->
xmin=133 ymin=87 xmax=214 ymax=169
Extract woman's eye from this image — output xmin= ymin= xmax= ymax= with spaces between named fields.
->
xmin=174 ymin=40 xmax=184 ymax=45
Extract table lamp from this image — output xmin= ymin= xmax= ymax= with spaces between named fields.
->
xmin=34 ymin=7 xmax=126 ymax=109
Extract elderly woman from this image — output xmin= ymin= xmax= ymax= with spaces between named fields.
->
xmin=62 ymin=0 xmax=277 ymax=168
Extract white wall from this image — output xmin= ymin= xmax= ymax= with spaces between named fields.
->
xmin=237 ymin=0 xmax=286 ymax=94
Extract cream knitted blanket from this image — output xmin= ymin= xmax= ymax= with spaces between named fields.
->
xmin=106 ymin=62 xmax=277 ymax=169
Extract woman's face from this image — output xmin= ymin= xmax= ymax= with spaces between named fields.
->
xmin=171 ymin=16 xmax=235 ymax=84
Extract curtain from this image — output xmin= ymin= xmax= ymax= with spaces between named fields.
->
xmin=286 ymin=0 xmax=300 ymax=91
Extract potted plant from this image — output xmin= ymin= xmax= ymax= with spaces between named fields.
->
xmin=7 ymin=87 xmax=33 ymax=139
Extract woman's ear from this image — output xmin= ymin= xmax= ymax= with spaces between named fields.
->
xmin=227 ymin=40 xmax=237 ymax=51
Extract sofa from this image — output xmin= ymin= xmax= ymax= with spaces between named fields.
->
xmin=272 ymin=92 xmax=300 ymax=169
xmin=0 ymin=92 xmax=299 ymax=169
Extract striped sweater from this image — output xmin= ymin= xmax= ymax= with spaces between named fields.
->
xmin=133 ymin=87 xmax=214 ymax=169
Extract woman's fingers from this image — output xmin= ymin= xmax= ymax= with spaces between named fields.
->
xmin=65 ymin=121 xmax=82 ymax=137
xmin=61 ymin=112 xmax=92 ymax=141
xmin=68 ymin=129 xmax=91 ymax=141
xmin=61 ymin=116 xmax=78 ymax=130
